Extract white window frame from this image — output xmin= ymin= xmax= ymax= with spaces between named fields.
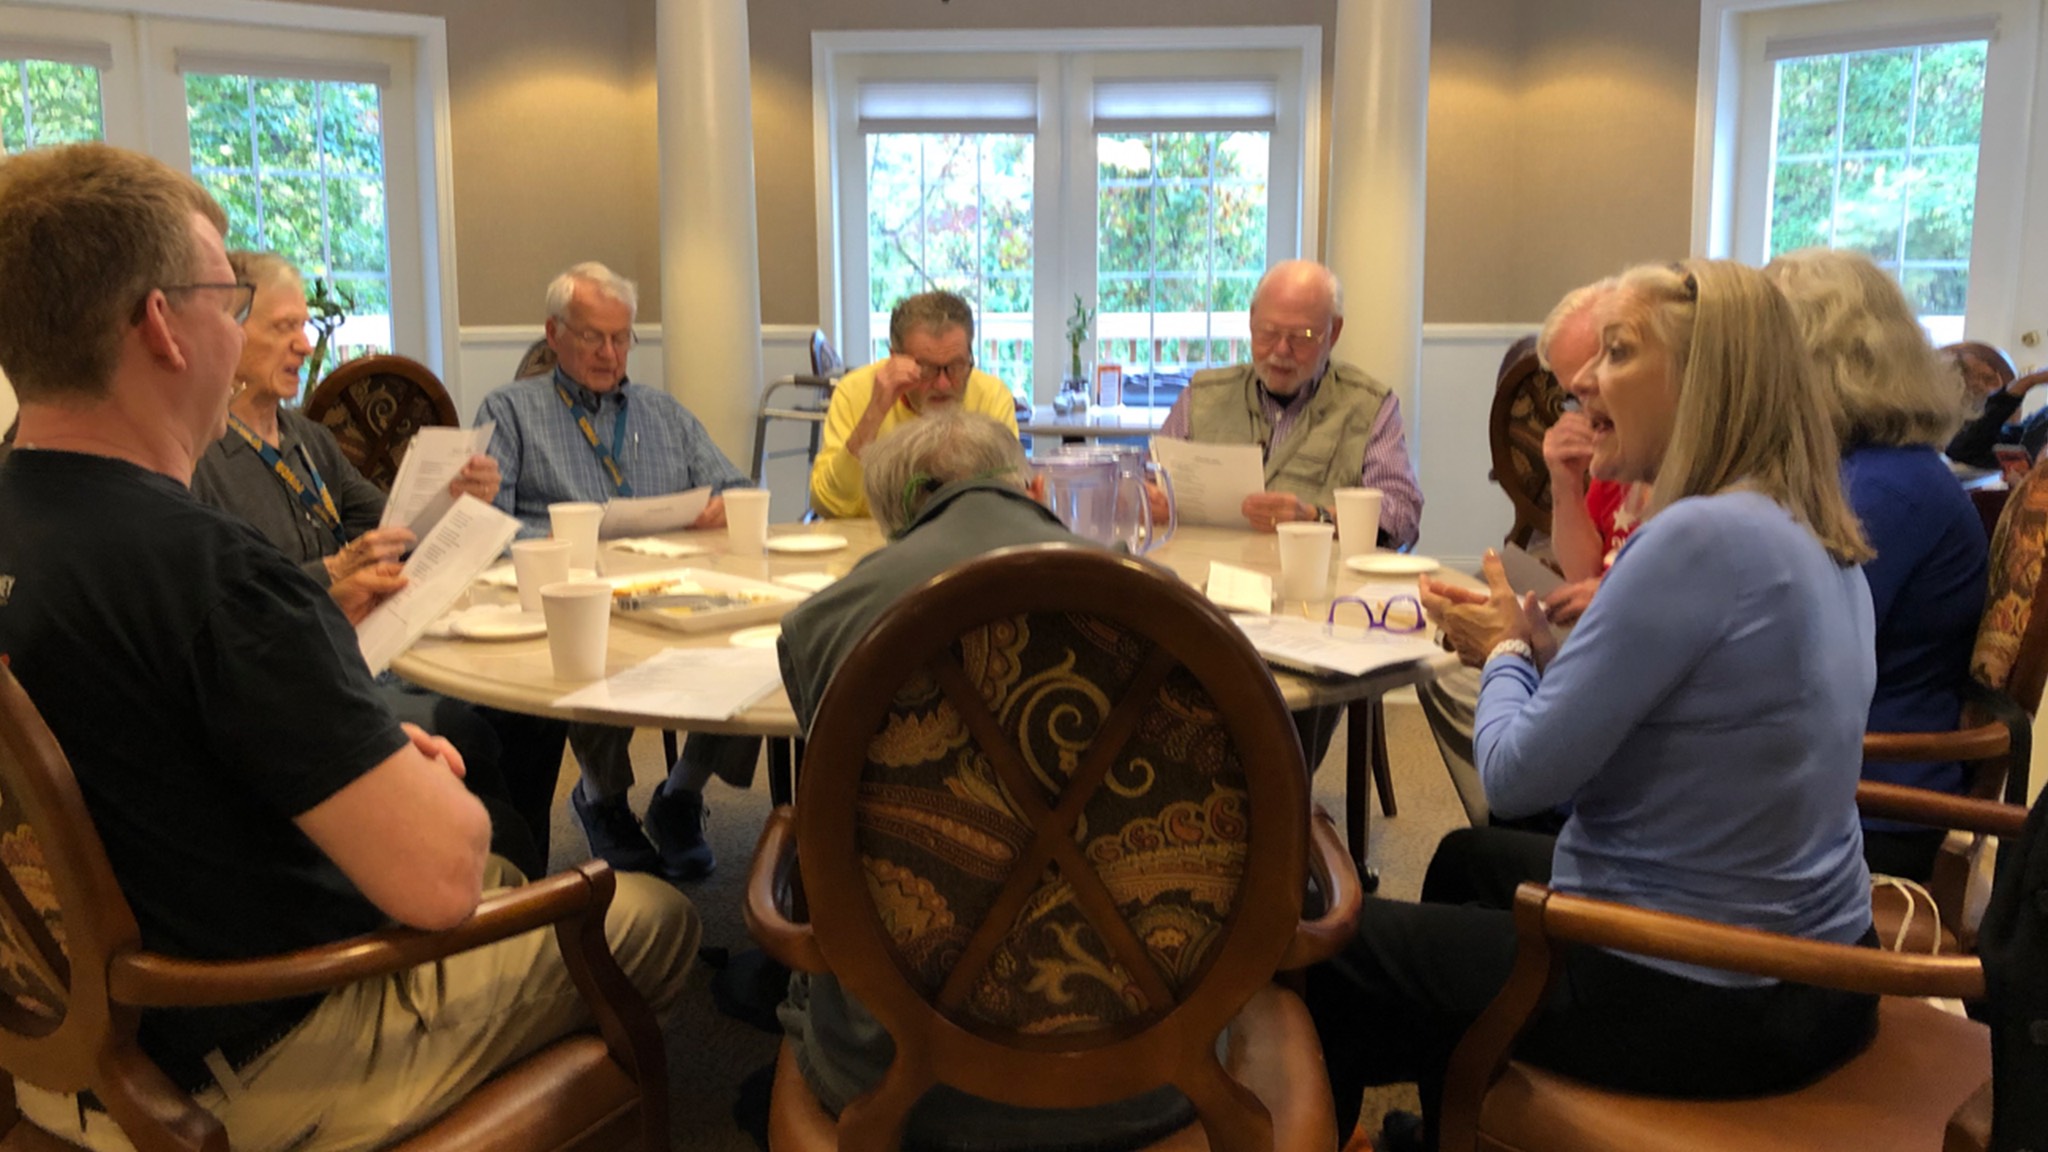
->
xmin=814 ymin=27 xmax=1321 ymax=402
xmin=0 ymin=0 xmax=459 ymax=381
xmin=1694 ymin=0 xmax=2043 ymax=343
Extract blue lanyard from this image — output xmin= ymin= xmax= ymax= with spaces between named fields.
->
xmin=226 ymin=414 xmax=347 ymax=547
xmin=553 ymin=383 xmax=634 ymax=497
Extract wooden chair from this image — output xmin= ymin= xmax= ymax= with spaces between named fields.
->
xmin=1486 ymin=336 xmax=1564 ymax=550
xmin=0 ymin=663 xmax=669 ymax=1152
xmin=1863 ymin=462 xmax=2048 ymax=950
xmin=301 ymin=353 xmax=459 ymax=492
xmin=1438 ymin=780 xmax=2030 ymax=1152
xmin=809 ymin=328 xmax=845 ymax=378
xmin=1941 ymin=340 xmax=2017 ymax=392
xmin=745 ymin=544 xmax=1362 ymax=1152
xmin=517 ymin=338 xmax=559 ymax=381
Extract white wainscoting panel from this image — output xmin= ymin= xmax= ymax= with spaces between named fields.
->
xmin=1412 ymin=324 xmax=1533 ymax=572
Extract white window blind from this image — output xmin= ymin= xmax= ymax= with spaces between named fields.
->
xmin=857 ymin=80 xmax=1036 ymax=134
xmin=0 ymin=36 xmax=111 ymax=70
xmin=1765 ymin=17 xmax=2000 ymax=62
xmin=175 ymin=49 xmax=389 ymax=88
xmin=1093 ymin=78 xmax=1277 ymax=131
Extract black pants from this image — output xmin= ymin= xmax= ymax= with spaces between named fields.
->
xmin=1863 ymin=824 xmax=1946 ymax=884
xmin=1305 ymin=827 xmax=1879 ymax=1146
xmin=380 ymin=686 xmax=545 ymax=877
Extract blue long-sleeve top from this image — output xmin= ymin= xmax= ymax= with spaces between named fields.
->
xmin=1476 ymin=490 xmax=1876 ymax=984
xmin=477 ymin=368 xmax=751 ymax=537
xmin=1841 ymin=445 xmax=1986 ymax=812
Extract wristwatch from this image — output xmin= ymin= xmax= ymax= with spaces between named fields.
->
xmin=1313 ymin=504 xmax=1334 ymax=525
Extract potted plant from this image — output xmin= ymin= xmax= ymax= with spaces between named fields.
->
xmin=1058 ymin=295 xmax=1094 ymax=414
xmin=302 ymin=276 xmax=356 ymax=390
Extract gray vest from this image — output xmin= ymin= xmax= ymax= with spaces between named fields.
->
xmin=1185 ymin=360 xmax=1389 ymax=509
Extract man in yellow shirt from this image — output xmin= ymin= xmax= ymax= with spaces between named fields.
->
xmin=809 ymin=290 xmax=1021 ymax=519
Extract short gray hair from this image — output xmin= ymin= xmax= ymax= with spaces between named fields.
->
xmin=1252 ymin=260 xmax=1345 ymax=319
xmin=861 ymin=410 xmax=1026 ymax=535
xmin=1535 ymin=278 xmax=1617 ymax=371
xmin=546 ymin=261 xmax=638 ymax=323
xmin=887 ymin=290 xmax=974 ymax=351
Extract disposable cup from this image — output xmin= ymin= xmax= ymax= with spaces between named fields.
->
xmin=510 ymin=539 xmax=572 ymax=613
xmin=1333 ymin=488 xmax=1384 ymax=559
xmin=548 ymin=502 xmax=603 ymax=571
xmin=540 ymin=580 xmax=612 ymax=682
xmin=1275 ymin=522 xmax=1336 ymax=602
xmin=724 ymin=489 xmax=771 ymax=555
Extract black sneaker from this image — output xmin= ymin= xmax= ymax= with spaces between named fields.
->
xmin=646 ymin=781 xmax=716 ymax=881
xmin=570 ymin=782 xmax=663 ymax=874
xmin=1378 ymin=1110 xmax=1426 ymax=1152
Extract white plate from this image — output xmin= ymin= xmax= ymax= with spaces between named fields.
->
xmin=449 ymin=606 xmax=549 ymax=641
xmin=764 ymin=534 xmax=848 ymax=554
xmin=608 ymin=537 xmax=709 ymax=558
xmin=728 ymin=624 xmax=783 ymax=650
xmin=1344 ymin=552 xmax=1442 ymax=577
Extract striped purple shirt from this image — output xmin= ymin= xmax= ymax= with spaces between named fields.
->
xmin=1158 ymin=367 xmax=1423 ymax=547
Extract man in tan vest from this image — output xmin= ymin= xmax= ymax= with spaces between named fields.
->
xmin=1156 ymin=259 xmax=1422 ymax=548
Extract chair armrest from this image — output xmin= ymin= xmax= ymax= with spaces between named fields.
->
xmin=1863 ymin=721 xmax=2008 ymax=764
xmin=1857 ymin=780 xmax=2029 ymax=839
xmin=107 ymin=862 xmax=615 ymax=1009
xmin=1280 ymin=807 xmax=1362 ymax=970
xmin=745 ymin=806 xmax=829 ymax=974
xmin=1439 ymin=883 xmax=1988 ymax=1152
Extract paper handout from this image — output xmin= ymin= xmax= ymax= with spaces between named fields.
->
xmin=357 ymin=495 xmax=522 ymax=674
xmin=1149 ymin=437 xmax=1264 ymax=528
xmin=380 ymin=422 xmax=496 ymax=541
xmin=598 ymin=487 xmax=712 ymax=538
xmin=1206 ymin=561 xmax=1274 ymax=615
xmin=553 ymin=647 xmax=783 ymax=721
xmin=1229 ymin=614 xmax=1445 ymax=679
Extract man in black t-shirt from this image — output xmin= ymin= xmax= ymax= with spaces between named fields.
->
xmin=0 ymin=143 xmax=697 ymax=1152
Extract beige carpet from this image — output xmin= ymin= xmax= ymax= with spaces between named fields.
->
xmin=544 ymin=694 xmax=1462 ymax=1149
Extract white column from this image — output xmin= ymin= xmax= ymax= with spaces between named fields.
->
xmin=656 ymin=0 xmax=765 ymax=470
xmin=1325 ymin=0 xmax=1430 ymax=431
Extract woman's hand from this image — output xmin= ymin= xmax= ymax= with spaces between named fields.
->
xmin=1419 ymin=550 xmax=1556 ymax=669
xmin=324 ymin=527 xmax=416 ymax=583
xmin=399 ymin=721 xmax=466 ymax=780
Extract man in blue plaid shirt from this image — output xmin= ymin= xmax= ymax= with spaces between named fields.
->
xmin=478 ymin=261 xmax=754 ymax=881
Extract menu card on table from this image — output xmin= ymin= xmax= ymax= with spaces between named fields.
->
xmin=1229 ymin=614 xmax=1443 ymax=679
xmin=553 ymin=647 xmax=783 ymax=721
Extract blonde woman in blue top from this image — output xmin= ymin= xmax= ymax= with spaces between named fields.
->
xmin=1305 ymin=261 xmax=1880 ymax=1151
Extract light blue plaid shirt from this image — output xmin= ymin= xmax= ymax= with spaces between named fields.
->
xmin=478 ymin=369 xmax=750 ymax=536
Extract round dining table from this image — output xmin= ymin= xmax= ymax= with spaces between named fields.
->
xmin=392 ymin=519 xmax=1465 ymax=876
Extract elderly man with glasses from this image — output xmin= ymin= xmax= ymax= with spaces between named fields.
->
xmin=1156 ymin=259 xmax=1422 ymax=549
xmin=475 ymin=261 xmax=754 ymax=883
xmin=808 ymin=289 xmax=1022 ymax=519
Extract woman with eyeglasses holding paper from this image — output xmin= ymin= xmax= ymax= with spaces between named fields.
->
xmin=188 ymin=251 xmax=541 ymax=876
xmin=1305 ymin=261 xmax=1880 ymax=1152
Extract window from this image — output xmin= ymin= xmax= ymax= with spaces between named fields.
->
xmin=187 ymin=71 xmax=394 ymax=364
xmin=0 ymin=2 xmax=456 ymax=382
xmin=1766 ymin=38 xmax=1987 ymax=337
xmin=821 ymin=32 xmax=1318 ymax=403
xmin=1702 ymin=0 xmax=2041 ymax=349
xmin=0 ymin=55 xmax=104 ymax=152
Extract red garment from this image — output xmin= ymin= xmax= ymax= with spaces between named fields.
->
xmin=1584 ymin=479 xmax=1643 ymax=572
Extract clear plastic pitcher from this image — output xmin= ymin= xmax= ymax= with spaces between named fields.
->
xmin=1040 ymin=447 xmax=1172 ymax=554
xmin=1034 ymin=452 xmax=1120 ymax=546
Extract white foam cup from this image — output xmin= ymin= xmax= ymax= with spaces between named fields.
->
xmin=1275 ymin=522 xmax=1336 ymax=602
xmin=1333 ymin=487 xmax=1384 ymax=560
xmin=548 ymin=501 xmax=603 ymax=570
xmin=724 ymin=489 xmax=771 ymax=555
xmin=540 ymin=580 xmax=613 ymax=682
xmin=510 ymin=539 xmax=572 ymax=613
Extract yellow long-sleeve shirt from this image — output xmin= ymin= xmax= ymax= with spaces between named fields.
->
xmin=808 ymin=362 xmax=1021 ymax=519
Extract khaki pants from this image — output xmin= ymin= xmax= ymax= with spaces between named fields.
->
xmin=20 ymin=867 xmax=699 ymax=1152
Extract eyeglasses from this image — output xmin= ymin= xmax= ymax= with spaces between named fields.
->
xmin=561 ymin=323 xmax=639 ymax=354
xmin=909 ymin=356 xmax=975 ymax=384
xmin=1324 ymin=594 xmax=1426 ymax=634
xmin=1249 ymin=323 xmax=1328 ymax=351
xmin=144 ymin=281 xmax=257 ymax=325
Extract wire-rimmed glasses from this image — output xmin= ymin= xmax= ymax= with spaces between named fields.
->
xmin=1324 ymin=594 xmax=1426 ymax=633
